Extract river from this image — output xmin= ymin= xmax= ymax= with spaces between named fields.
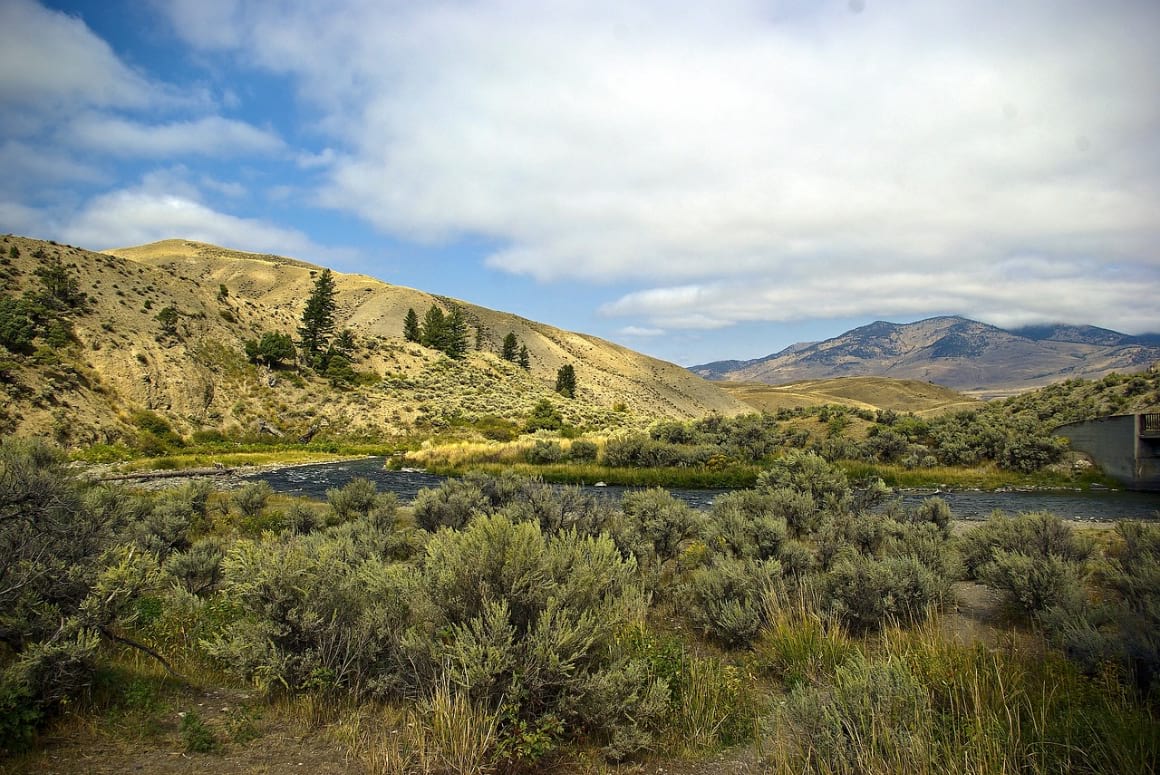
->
xmin=247 ymin=457 xmax=1160 ymax=522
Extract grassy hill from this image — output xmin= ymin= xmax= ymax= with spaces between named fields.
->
xmin=720 ymin=376 xmax=979 ymax=417
xmin=0 ymin=235 xmax=748 ymax=451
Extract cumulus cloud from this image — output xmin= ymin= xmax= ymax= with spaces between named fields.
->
xmin=60 ymin=175 xmax=342 ymax=261
xmin=65 ymin=115 xmax=283 ymax=157
xmin=92 ymin=0 xmax=1160 ymax=338
xmin=0 ymin=0 xmax=153 ymax=111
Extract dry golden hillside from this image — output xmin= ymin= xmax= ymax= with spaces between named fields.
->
xmin=721 ymin=376 xmax=978 ymax=417
xmin=0 ymin=236 xmax=748 ymax=447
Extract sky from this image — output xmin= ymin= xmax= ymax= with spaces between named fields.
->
xmin=1 ymin=0 xmax=1157 ymax=366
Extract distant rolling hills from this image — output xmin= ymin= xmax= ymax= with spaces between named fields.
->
xmin=690 ymin=316 xmax=1160 ymax=398
xmin=720 ymin=376 xmax=979 ymax=417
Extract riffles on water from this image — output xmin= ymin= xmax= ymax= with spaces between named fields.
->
xmin=247 ymin=457 xmax=1160 ymax=522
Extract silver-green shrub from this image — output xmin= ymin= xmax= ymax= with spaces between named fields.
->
xmin=614 ymin=488 xmax=710 ymax=570
xmin=825 ymin=554 xmax=948 ymax=631
xmin=412 ymin=479 xmax=488 ymax=531
xmin=326 ymin=476 xmax=393 ymax=522
xmin=682 ymin=557 xmax=782 ymax=647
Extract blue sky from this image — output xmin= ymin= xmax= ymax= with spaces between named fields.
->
xmin=2 ymin=0 xmax=1157 ymax=366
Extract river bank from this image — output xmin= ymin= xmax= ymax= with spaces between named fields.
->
xmin=82 ymin=454 xmax=1160 ymax=521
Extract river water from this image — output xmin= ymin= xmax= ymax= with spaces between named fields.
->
xmin=247 ymin=457 xmax=1160 ymax=522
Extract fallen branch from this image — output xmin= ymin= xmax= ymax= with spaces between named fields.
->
xmin=98 ymin=625 xmax=185 ymax=680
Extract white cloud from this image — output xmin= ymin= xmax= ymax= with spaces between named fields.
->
xmin=0 ymin=200 xmax=46 ymax=236
xmin=619 ymin=326 xmax=665 ymax=337
xmin=60 ymin=177 xmax=341 ymax=261
xmin=0 ymin=141 xmax=101 ymax=188
xmin=602 ymin=257 xmax=1160 ymax=337
xmin=135 ymin=1 xmax=1160 ymax=334
xmin=0 ymin=0 xmax=153 ymax=111
xmin=65 ymin=115 xmax=283 ymax=157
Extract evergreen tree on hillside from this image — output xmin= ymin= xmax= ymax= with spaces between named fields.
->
xmin=445 ymin=305 xmax=469 ymax=359
xmin=33 ymin=251 xmax=85 ymax=310
xmin=403 ymin=308 xmax=421 ymax=342
xmin=298 ymin=269 xmax=337 ymax=362
xmin=502 ymin=332 xmax=519 ymax=362
xmin=332 ymin=328 xmax=356 ymax=358
xmin=556 ymin=364 xmax=576 ymax=398
xmin=420 ymin=306 xmax=448 ymax=351
xmin=518 ymin=344 xmax=530 ymax=370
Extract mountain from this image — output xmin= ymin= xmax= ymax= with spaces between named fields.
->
xmin=0 ymin=236 xmax=748 ymax=447
xmin=689 ymin=316 xmax=1160 ymax=397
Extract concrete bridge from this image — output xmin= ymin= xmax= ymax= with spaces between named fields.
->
xmin=1053 ymin=413 xmax=1160 ymax=491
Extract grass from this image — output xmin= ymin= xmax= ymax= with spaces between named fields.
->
xmin=98 ymin=444 xmax=395 ymax=472
xmin=761 ymin=615 xmax=1160 ymax=775
xmin=423 ymin=461 xmax=764 ymax=489
xmin=837 ymin=461 xmax=1121 ymax=491
xmin=337 ymin=685 xmax=498 ymax=775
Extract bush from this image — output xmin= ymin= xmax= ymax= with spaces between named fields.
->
xmin=210 ymin=532 xmax=429 ymax=697
xmin=129 ymin=410 xmax=182 ymax=447
xmin=825 ymin=554 xmax=948 ymax=631
xmin=327 ymin=477 xmax=394 ymax=523
xmin=412 ymin=479 xmax=489 ymax=532
xmin=525 ymin=440 xmax=565 ymax=464
xmin=283 ymin=502 xmax=323 ymax=535
xmin=232 ymin=481 xmax=272 ymax=519
xmin=244 ymin=331 xmax=296 ymax=367
xmin=958 ymin=511 xmax=1092 ymax=579
xmin=0 ymin=440 xmax=152 ymax=747
xmin=773 ymin=656 xmax=930 ymax=771
xmin=980 ymin=550 xmax=1086 ymax=616
xmin=614 ymin=488 xmax=709 ymax=569
xmin=710 ymin=491 xmax=787 ymax=561
xmin=757 ymin=451 xmax=849 ymax=506
xmin=423 ymin=515 xmax=665 ymax=761
xmin=215 ymin=514 xmax=667 ymax=761
xmin=165 ymin=538 xmax=225 ymax=596
xmin=0 ymin=296 xmax=37 ymax=354
xmin=567 ymin=439 xmax=598 ymax=462
xmin=499 ymin=480 xmax=614 ymax=537
xmin=682 ymin=557 xmax=781 ymax=647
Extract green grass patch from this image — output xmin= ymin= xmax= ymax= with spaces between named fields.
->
xmin=837 ymin=461 xmax=1121 ymax=491
xmin=424 ymin=461 xmax=763 ymax=489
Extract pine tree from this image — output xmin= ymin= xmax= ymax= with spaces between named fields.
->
xmin=298 ymin=268 xmax=337 ymax=361
xmin=34 ymin=252 xmax=84 ymax=309
xmin=518 ymin=344 xmax=530 ymax=370
xmin=555 ymin=364 xmax=576 ymax=398
xmin=420 ymin=306 xmax=447 ymax=351
xmin=333 ymin=328 xmax=356 ymax=358
xmin=403 ymin=308 xmax=421 ymax=342
xmin=502 ymin=332 xmax=519 ymax=362
xmin=445 ymin=305 xmax=469 ymax=359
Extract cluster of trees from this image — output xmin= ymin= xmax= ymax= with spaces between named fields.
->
xmin=501 ymin=331 xmax=530 ymax=369
xmin=243 ymin=269 xmax=359 ymax=382
xmin=0 ymin=248 xmax=87 ymax=355
xmin=403 ymin=304 xmax=469 ymax=359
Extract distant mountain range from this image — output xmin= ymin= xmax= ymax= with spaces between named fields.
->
xmin=689 ymin=316 xmax=1160 ymax=397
